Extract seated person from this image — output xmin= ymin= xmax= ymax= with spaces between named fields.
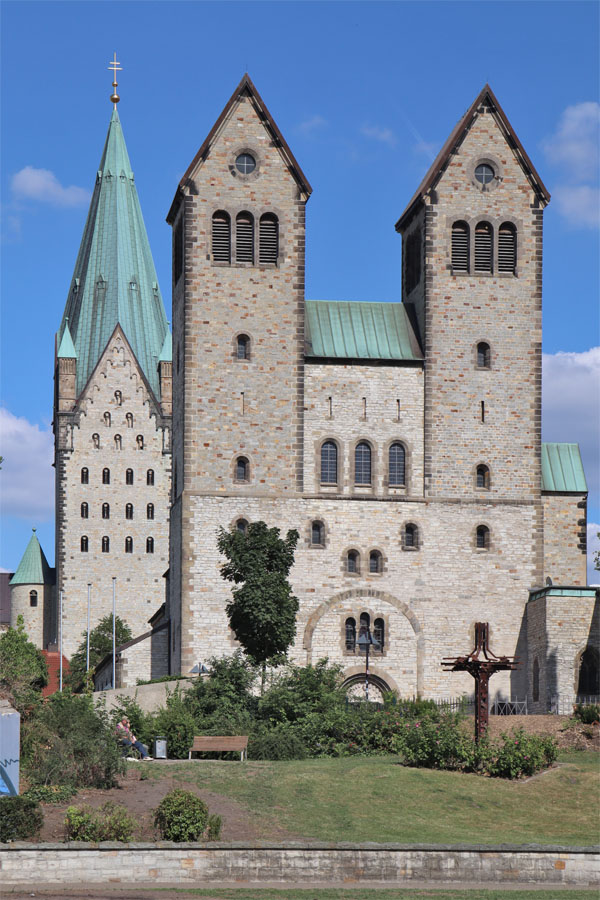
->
xmin=115 ymin=716 xmax=151 ymax=759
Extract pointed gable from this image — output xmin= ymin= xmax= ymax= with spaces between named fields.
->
xmin=10 ymin=530 xmax=54 ymax=586
xmin=395 ymin=84 xmax=550 ymax=231
xmin=58 ymin=108 xmax=169 ymax=399
xmin=57 ymin=320 xmax=77 ymax=359
xmin=167 ymin=73 xmax=312 ymax=224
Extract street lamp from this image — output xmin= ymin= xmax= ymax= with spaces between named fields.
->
xmin=357 ymin=626 xmax=380 ymax=702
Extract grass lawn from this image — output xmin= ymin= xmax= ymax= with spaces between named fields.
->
xmin=153 ymin=891 xmax=599 ymax=900
xmin=143 ymin=750 xmax=599 ymax=846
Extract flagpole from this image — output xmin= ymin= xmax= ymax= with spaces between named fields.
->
xmin=59 ymin=590 xmax=63 ymax=692
xmin=86 ymin=583 xmax=91 ymax=672
xmin=112 ymin=577 xmax=116 ymax=689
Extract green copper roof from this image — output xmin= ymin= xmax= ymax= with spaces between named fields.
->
xmin=57 ymin=320 xmax=77 ymax=358
xmin=10 ymin=530 xmax=55 ymax=586
xmin=541 ymin=442 xmax=587 ymax=492
xmin=305 ymin=301 xmax=423 ymax=361
xmin=158 ymin=330 xmax=172 ymax=362
xmin=58 ymin=108 xmax=168 ymax=399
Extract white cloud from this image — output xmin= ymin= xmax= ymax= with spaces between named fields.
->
xmin=587 ymin=524 xmax=600 ymax=586
xmin=542 ymin=347 xmax=600 ymax=501
xmin=551 ymin=185 xmax=600 ymax=229
xmin=0 ymin=408 xmax=54 ymax=521
xmin=11 ymin=166 xmax=90 ymax=208
xmin=297 ymin=115 xmax=327 ymax=137
xmin=543 ymin=102 xmax=600 ymax=229
xmin=361 ymin=124 xmax=397 ymax=147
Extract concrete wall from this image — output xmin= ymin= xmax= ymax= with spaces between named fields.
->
xmin=93 ymin=678 xmax=195 ymax=713
xmin=0 ymin=843 xmax=597 ymax=887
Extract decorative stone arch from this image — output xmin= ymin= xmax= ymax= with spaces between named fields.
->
xmin=574 ymin=643 xmax=600 ymax=697
xmin=302 ymin=587 xmax=425 ymax=695
xmin=342 ymin=669 xmax=398 ymax=696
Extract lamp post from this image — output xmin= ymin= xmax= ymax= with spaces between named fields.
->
xmin=357 ymin=626 xmax=380 ymax=702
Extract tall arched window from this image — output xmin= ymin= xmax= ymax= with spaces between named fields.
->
xmin=369 ymin=550 xmax=383 ymax=574
xmin=125 ymin=536 xmax=133 ymax=554
xmin=81 ymin=467 xmax=89 ymax=484
xmin=81 ymin=502 xmax=89 ymax=519
xmin=236 ymin=518 xmax=248 ymax=534
xmin=136 ymin=435 xmax=144 ymax=450
xmin=320 ymin=441 xmax=338 ymax=484
xmin=126 ymin=503 xmax=134 ymax=520
xmin=577 ymin=647 xmax=599 ymax=696
xmin=29 ymin=590 xmax=38 ymax=608
xmin=235 ymin=456 xmax=249 ymax=482
xmin=476 ymin=465 xmax=490 ymax=489
xmin=147 ymin=503 xmax=154 ymax=520
xmin=212 ymin=211 xmax=231 ymax=263
xmin=146 ymin=469 xmax=154 ymax=486
xmin=389 ymin=442 xmax=406 ymax=486
xmin=102 ymin=468 xmax=110 ymax=485
xmin=104 ymin=411 xmax=111 ymax=427
xmin=474 ymin=222 xmax=493 ymax=273
xmin=311 ymin=521 xmax=324 ymax=546
xmin=102 ymin=536 xmax=110 ymax=553
xmin=355 ymin=441 xmax=372 ymax=485
xmin=237 ymin=334 xmax=250 ymax=360
xmin=403 ymin=523 xmax=419 ymax=549
xmin=532 ymin=658 xmax=540 ymax=703
xmin=498 ymin=223 xmax=517 ymax=274
xmin=102 ymin=502 xmax=110 ymax=520
xmin=114 ymin=434 xmax=122 ymax=450
xmin=92 ymin=433 xmax=100 ymax=449
xmin=476 ymin=525 xmax=490 ymax=549
xmin=146 ymin=537 xmax=154 ymax=554
xmin=114 ymin=390 xmax=122 ymax=405
xmin=81 ymin=536 xmax=89 ymax=553
xmin=347 ymin=550 xmax=360 ymax=574
xmin=359 ymin=612 xmax=370 ymax=633
xmin=345 ymin=617 xmax=356 ymax=651
xmin=477 ymin=342 xmax=491 ymax=368
xmin=126 ymin=412 xmax=134 ymax=428
xmin=373 ymin=617 xmax=385 ymax=651
xmin=451 ymin=221 xmax=469 ymax=272
xmin=126 ymin=468 xmax=134 ymax=485
xmin=259 ymin=213 xmax=278 ymax=264
xmin=236 ymin=212 xmax=254 ymax=263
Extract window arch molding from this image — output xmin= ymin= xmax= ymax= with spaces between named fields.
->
xmin=233 ymin=331 xmax=253 ymax=362
xmin=232 ymin=453 xmax=252 ymax=484
xmin=351 ymin=438 xmax=375 ymax=489
xmin=473 ymin=462 xmax=492 ymax=491
xmin=344 ymin=548 xmax=361 ymax=576
xmin=474 ymin=340 xmax=492 ymax=369
xmin=384 ymin=438 xmax=410 ymax=492
xmin=474 ymin=523 xmax=492 ymax=550
xmin=368 ymin=548 xmax=385 ymax=575
xmin=402 ymin=521 xmax=421 ymax=551
xmin=308 ymin=518 xmax=327 ymax=549
xmin=318 ymin=438 xmax=341 ymax=489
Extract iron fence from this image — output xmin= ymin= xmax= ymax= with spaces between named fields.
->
xmin=549 ymin=695 xmax=600 ymax=715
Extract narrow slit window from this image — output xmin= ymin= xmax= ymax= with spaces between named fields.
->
xmin=126 ymin=412 xmax=134 ymax=428
xmin=125 ymin=536 xmax=133 ymax=554
xmin=146 ymin=537 xmax=154 ymax=554
xmin=146 ymin=469 xmax=154 ymax=486
xmin=126 ymin=503 xmax=134 ymax=520
xmin=147 ymin=503 xmax=154 ymax=520
xmin=114 ymin=434 xmax=122 ymax=450
xmin=102 ymin=468 xmax=110 ymax=485
xmin=373 ymin=618 xmax=385 ymax=651
xmin=474 ymin=222 xmax=493 ymax=273
xmin=102 ymin=536 xmax=110 ymax=553
xmin=451 ymin=221 xmax=469 ymax=272
xmin=259 ymin=214 xmax=279 ymax=265
xmin=81 ymin=536 xmax=89 ymax=553
xmin=236 ymin=212 xmax=254 ymax=263
xmin=498 ymin=223 xmax=517 ymax=274
xmin=92 ymin=433 xmax=100 ymax=449
xmin=212 ymin=211 xmax=231 ymax=263
xmin=30 ymin=590 xmax=38 ymax=608
xmin=311 ymin=521 xmax=324 ymax=546
xmin=102 ymin=502 xmax=110 ymax=520
xmin=345 ymin=617 xmax=356 ymax=651
xmin=126 ymin=468 xmax=134 ymax=485
xmin=104 ymin=411 xmax=111 ymax=427
xmin=81 ymin=467 xmax=89 ymax=484
xmin=81 ymin=502 xmax=89 ymax=519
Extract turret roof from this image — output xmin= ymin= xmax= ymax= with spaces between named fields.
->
xmin=10 ymin=530 xmax=55 ymax=586
xmin=58 ymin=107 xmax=169 ymax=399
xmin=57 ymin=320 xmax=77 ymax=358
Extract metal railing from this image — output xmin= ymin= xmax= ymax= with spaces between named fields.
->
xmin=549 ymin=695 xmax=600 ymax=715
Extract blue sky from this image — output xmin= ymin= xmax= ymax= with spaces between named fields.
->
xmin=1 ymin=1 xmax=599 ymax=579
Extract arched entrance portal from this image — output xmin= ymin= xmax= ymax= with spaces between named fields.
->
xmin=342 ymin=672 xmax=392 ymax=704
xmin=577 ymin=646 xmax=599 ymax=697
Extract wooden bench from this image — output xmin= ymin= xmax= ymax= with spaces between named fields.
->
xmin=188 ymin=736 xmax=248 ymax=761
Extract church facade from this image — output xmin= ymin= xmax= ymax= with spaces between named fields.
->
xmin=10 ymin=76 xmax=598 ymax=710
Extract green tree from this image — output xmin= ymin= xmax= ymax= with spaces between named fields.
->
xmin=217 ymin=521 xmax=299 ymax=692
xmin=0 ymin=615 xmax=48 ymax=714
xmin=67 ymin=614 xmax=132 ymax=692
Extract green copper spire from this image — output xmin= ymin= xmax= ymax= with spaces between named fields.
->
xmin=10 ymin=530 xmax=54 ymax=586
xmin=58 ymin=107 xmax=168 ymax=398
xmin=57 ymin=320 xmax=77 ymax=358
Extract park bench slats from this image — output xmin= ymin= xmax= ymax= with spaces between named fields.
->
xmin=189 ymin=736 xmax=248 ymax=761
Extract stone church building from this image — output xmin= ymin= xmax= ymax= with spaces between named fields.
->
xmin=10 ymin=75 xmax=598 ymax=710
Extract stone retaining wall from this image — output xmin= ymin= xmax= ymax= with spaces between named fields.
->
xmin=1 ymin=842 xmax=597 ymax=887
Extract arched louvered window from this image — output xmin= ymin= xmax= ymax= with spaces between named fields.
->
xmin=126 ymin=503 xmax=134 ymax=520
xmin=373 ymin=617 xmax=385 ymax=651
xmin=320 ymin=441 xmax=338 ymax=484
xmin=474 ymin=222 xmax=493 ymax=273
xmin=476 ymin=525 xmax=490 ymax=549
xmin=126 ymin=468 xmax=134 ymax=485
xmin=532 ymin=658 xmax=540 ymax=703
xmin=345 ymin=617 xmax=356 ymax=651
xmin=259 ymin=214 xmax=278 ymax=265
xmin=355 ymin=442 xmax=372 ymax=485
xmin=236 ymin=212 xmax=254 ymax=263
xmin=102 ymin=468 xmax=110 ymax=485
xmin=30 ymin=590 xmax=38 ymax=608
xmin=477 ymin=342 xmax=491 ymax=368
xmin=498 ymin=223 xmax=517 ymax=274
xmin=146 ymin=469 xmax=154 ymax=486
xmin=81 ymin=536 xmax=88 ymax=553
xmin=81 ymin=502 xmax=89 ymax=519
xmin=147 ymin=503 xmax=154 ymax=520
xmin=347 ymin=550 xmax=360 ymax=574
xmin=237 ymin=334 xmax=250 ymax=360
xmin=476 ymin=465 xmax=490 ymax=489
xmin=102 ymin=502 xmax=110 ymax=520
xmin=81 ymin=467 xmax=89 ymax=484
xmin=369 ymin=550 xmax=383 ymax=574
xmin=235 ymin=456 xmax=249 ymax=482
xmin=451 ymin=221 xmax=469 ymax=272
xmin=102 ymin=536 xmax=110 ymax=553
xmin=403 ymin=523 xmax=419 ymax=549
xmin=311 ymin=521 xmax=324 ymax=546
xmin=236 ymin=518 xmax=248 ymax=534
xmin=125 ymin=536 xmax=133 ymax=554
xmin=146 ymin=537 xmax=154 ymax=554
xmin=212 ymin=211 xmax=231 ymax=263
xmin=389 ymin=442 xmax=406 ymax=486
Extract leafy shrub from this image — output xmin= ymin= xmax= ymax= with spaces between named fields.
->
xmin=64 ymin=802 xmax=136 ymax=841
xmin=574 ymin=703 xmax=600 ymax=725
xmin=154 ymin=790 xmax=208 ymax=841
xmin=185 ymin=652 xmax=258 ymax=723
xmin=151 ymin=688 xmax=196 ymax=759
xmin=487 ymin=728 xmax=558 ymax=779
xmin=206 ymin=814 xmax=222 ymax=841
xmin=24 ymin=784 xmax=76 ymax=805
xmin=258 ymin=660 xmax=346 ymax=725
xmin=0 ymin=616 xmax=48 ymax=715
xmin=0 ymin=796 xmax=43 ymax=841
xmin=393 ymin=715 xmax=476 ymax=771
xmin=249 ymin=725 xmax=307 ymax=760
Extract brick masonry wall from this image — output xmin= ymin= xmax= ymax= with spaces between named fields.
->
xmin=0 ymin=844 xmax=597 ymax=887
xmin=542 ymin=493 xmax=587 ymax=585
xmin=55 ymin=331 xmax=171 ymax=659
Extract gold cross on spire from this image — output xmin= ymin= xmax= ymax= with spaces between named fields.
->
xmin=108 ymin=53 xmax=122 ymax=106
